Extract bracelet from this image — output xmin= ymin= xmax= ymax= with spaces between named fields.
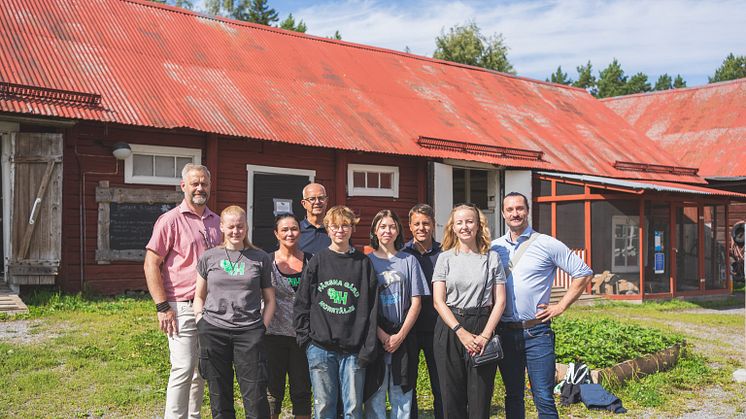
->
xmin=155 ymin=301 xmax=170 ymax=313
xmin=479 ymin=334 xmax=491 ymax=340
xmin=452 ymin=324 xmax=462 ymax=333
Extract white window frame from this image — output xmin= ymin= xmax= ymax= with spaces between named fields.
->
xmin=347 ymin=164 xmax=399 ymax=198
xmin=245 ymin=164 xmax=316 ymax=241
xmin=124 ymin=144 xmax=202 ymax=185
xmin=611 ymin=215 xmax=640 ymax=273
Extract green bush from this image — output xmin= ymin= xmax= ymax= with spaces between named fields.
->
xmin=554 ymin=317 xmax=684 ymax=369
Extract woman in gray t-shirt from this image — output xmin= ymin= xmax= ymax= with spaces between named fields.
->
xmin=432 ymin=204 xmax=506 ymax=418
xmin=193 ymin=205 xmax=276 ymax=418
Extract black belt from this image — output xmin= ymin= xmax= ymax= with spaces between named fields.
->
xmin=499 ymin=319 xmax=546 ymax=330
xmin=450 ymin=306 xmax=492 ymax=316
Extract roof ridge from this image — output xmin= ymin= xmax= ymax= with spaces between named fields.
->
xmin=119 ymin=0 xmax=586 ymax=94
xmin=601 ymin=77 xmax=746 ymax=102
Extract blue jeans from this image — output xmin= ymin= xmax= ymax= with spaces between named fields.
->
xmin=498 ymin=322 xmax=558 ymax=419
xmin=306 ymin=343 xmax=365 ymax=419
xmin=365 ymin=363 xmax=413 ymax=419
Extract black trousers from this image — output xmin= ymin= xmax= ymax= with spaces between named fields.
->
xmin=198 ymin=320 xmax=270 ymax=419
xmin=264 ymin=334 xmax=312 ymax=416
xmin=434 ymin=312 xmax=498 ymax=419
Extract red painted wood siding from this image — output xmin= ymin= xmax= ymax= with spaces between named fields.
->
xmin=54 ymin=122 xmax=430 ymax=294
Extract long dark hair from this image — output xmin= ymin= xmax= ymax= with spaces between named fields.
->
xmin=369 ymin=209 xmax=405 ymax=251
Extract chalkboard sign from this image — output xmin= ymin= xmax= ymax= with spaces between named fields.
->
xmin=109 ymin=203 xmax=175 ymax=250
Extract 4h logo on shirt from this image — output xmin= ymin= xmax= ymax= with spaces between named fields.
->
xmin=317 ymin=279 xmax=359 ymax=315
xmin=220 ymin=259 xmax=245 ymax=276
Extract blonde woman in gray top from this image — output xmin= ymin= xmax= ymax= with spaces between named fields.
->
xmin=193 ymin=205 xmax=276 ymax=419
xmin=432 ymin=204 xmax=506 ymax=419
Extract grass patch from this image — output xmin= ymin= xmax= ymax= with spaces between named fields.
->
xmin=0 ymin=291 xmax=740 ymax=417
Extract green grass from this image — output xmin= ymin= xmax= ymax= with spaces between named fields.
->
xmin=0 ymin=291 xmax=741 ymax=417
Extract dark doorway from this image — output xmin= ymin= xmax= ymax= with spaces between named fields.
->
xmin=252 ymin=173 xmax=310 ymax=252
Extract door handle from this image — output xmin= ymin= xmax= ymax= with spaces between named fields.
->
xmin=29 ymin=197 xmax=41 ymax=224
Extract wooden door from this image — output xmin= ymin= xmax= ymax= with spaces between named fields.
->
xmin=6 ymin=133 xmax=63 ymax=285
xmin=252 ymin=173 xmax=310 ymax=252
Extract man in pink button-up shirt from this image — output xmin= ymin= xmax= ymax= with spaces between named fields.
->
xmin=145 ymin=163 xmax=221 ymax=419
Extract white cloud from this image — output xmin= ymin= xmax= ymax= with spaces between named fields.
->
xmin=291 ymin=0 xmax=746 ymax=86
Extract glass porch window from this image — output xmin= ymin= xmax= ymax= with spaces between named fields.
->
xmin=676 ymin=206 xmax=700 ymax=292
xmin=704 ymin=205 xmax=727 ymax=290
xmin=591 ymin=200 xmax=640 ymax=295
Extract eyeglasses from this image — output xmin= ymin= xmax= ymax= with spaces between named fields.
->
xmin=328 ymin=224 xmax=352 ymax=232
xmin=303 ymin=195 xmax=328 ymax=203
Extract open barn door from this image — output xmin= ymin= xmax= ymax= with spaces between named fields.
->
xmin=5 ymin=133 xmax=62 ymax=286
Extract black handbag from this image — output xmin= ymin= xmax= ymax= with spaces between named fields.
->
xmin=471 ymin=333 xmax=503 ymax=366
xmin=471 ymin=251 xmax=504 ymax=367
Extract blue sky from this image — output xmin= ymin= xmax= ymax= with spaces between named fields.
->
xmin=197 ymin=0 xmax=746 ymax=86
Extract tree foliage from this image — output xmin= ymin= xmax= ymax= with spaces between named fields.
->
xmin=149 ymin=0 xmax=193 ymax=9
xmin=572 ymin=61 xmax=597 ymax=95
xmin=279 ymin=13 xmax=307 ymax=33
xmin=673 ymin=74 xmax=687 ymax=88
xmin=547 ymin=66 xmax=572 ymax=85
xmin=329 ymin=30 xmax=342 ymax=40
xmin=709 ymin=53 xmax=746 ymax=83
xmin=626 ymin=72 xmax=652 ymax=94
xmin=654 ymin=73 xmax=673 ymax=91
xmin=237 ymin=0 xmax=278 ymax=25
xmin=433 ymin=22 xmax=515 ymax=74
xmin=596 ymin=59 xmax=627 ymax=98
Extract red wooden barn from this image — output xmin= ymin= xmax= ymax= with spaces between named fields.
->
xmin=0 ymin=0 xmax=742 ymax=299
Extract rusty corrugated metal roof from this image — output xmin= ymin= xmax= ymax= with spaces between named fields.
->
xmin=603 ymin=78 xmax=746 ymax=178
xmin=539 ymin=171 xmax=746 ymax=199
xmin=0 ymin=0 xmax=704 ymax=183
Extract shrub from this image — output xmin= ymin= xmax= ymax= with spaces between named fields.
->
xmin=554 ymin=317 xmax=684 ymax=369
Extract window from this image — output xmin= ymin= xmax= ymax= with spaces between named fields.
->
xmin=611 ymin=215 xmax=640 ymax=273
xmin=347 ymin=164 xmax=399 ymax=197
xmin=124 ymin=144 xmax=202 ymax=185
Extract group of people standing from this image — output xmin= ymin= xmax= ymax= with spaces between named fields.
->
xmin=145 ymin=163 xmax=594 ymax=419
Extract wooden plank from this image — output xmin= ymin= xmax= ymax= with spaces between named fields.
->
xmin=18 ymin=160 xmax=56 ymax=259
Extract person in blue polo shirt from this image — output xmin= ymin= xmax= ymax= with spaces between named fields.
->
xmin=299 ymin=183 xmax=331 ymax=255
xmin=491 ymin=192 xmax=593 ymax=419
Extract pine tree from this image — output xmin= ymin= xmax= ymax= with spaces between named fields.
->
xmin=279 ymin=13 xmax=307 ymax=33
xmin=673 ymin=74 xmax=687 ymax=88
xmin=597 ymin=59 xmax=627 ymax=98
xmin=433 ymin=21 xmax=515 ymax=74
xmin=231 ymin=0 xmax=278 ymax=25
xmin=625 ymin=72 xmax=651 ymax=94
xmin=709 ymin=53 xmax=746 ymax=83
xmin=572 ymin=61 xmax=597 ymax=96
xmin=547 ymin=66 xmax=572 ymax=85
xmin=329 ymin=30 xmax=342 ymax=40
xmin=654 ymin=73 xmax=673 ymax=91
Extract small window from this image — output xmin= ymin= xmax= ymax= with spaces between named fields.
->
xmin=347 ymin=164 xmax=399 ymax=197
xmin=124 ymin=144 xmax=202 ymax=185
xmin=611 ymin=215 xmax=640 ymax=273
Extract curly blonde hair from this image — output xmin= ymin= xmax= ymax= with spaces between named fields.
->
xmin=323 ymin=205 xmax=360 ymax=229
xmin=441 ymin=204 xmax=491 ymax=254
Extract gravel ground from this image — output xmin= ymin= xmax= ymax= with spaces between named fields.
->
xmin=0 ymin=319 xmax=58 ymax=344
xmin=630 ymin=304 xmax=746 ymax=418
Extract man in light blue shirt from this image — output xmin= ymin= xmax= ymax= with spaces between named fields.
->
xmin=491 ymin=192 xmax=593 ymax=419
